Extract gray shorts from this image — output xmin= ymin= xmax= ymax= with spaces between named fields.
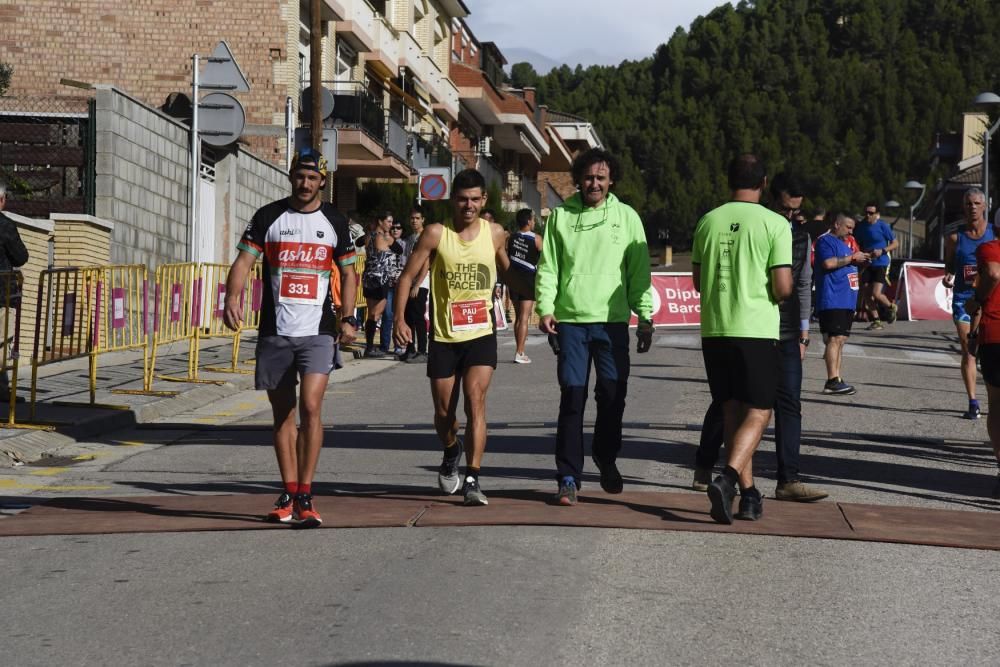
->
xmin=255 ymin=335 xmax=336 ymax=391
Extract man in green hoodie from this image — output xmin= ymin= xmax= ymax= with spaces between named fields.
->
xmin=536 ymin=148 xmax=654 ymax=506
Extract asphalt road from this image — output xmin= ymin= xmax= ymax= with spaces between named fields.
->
xmin=2 ymin=320 xmax=1000 ymax=665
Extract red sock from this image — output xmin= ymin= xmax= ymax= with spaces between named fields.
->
xmin=285 ymin=481 xmax=299 ymax=496
xmin=299 ymin=483 xmax=311 ymax=496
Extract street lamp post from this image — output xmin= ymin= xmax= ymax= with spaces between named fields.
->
xmin=904 ymin=180 xmax=926 ymax=259
xmin=973 ymin=92 xmax=1000 ymax=209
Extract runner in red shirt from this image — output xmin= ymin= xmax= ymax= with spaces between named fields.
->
xmin=965 ymin=239 xmax=1000 ymax=497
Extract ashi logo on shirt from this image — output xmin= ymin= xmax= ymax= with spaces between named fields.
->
xmin=268 ymin=242 xmax=331 ymax=270
xmin=280 ymin=228 xmax=300 ymax=236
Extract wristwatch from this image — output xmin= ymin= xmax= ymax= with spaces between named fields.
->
xmin=341 ymin=315 xmax=360 ymax=328
xmin=799 ymin=337 xmax=810 ymax=347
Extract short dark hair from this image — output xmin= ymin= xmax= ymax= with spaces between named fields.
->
xmin=515 ymin=208 xmax=534 ymax=228
xmin=452 ymin=169 xmax=486 ymax=194
xmin=770 ymin=172 xmax=804 ymax=198
xmin=481 ymin=208 xmax=496 ymax=219
xmin=376 ymin=210 xmax=393 ymax=223
xmin=410 ymin=205 xmax=425 ymax=217
xmin=571 ymin=148 xmax=621 ymax=186
xmin=864 ymin=201 xmax=879 ymax=212
xmin=728 ymin=153 xmax=766 ymax=191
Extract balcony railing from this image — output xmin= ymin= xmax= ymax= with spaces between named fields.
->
xmin=326 ymin=81 xmax=385 ymax=143
xmin=385 ymin=112 xmax=408 ymax=161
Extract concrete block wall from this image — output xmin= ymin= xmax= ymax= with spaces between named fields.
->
xmin=94 ymin=87 xmax=190 ymax=269
xmin=234 ymin=150 xmax=289 ymax=256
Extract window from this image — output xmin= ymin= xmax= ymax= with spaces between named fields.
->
xmin=333 ymin=41 xmax=357 ymax=91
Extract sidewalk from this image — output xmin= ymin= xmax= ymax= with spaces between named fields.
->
xmin=0 ymin=335 xmax=397 ymax=466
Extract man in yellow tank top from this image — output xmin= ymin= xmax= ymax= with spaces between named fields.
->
xmin=394 ymin=169 xmax=511 ymax=505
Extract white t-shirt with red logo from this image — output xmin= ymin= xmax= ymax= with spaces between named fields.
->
xmin=238 ymin=199 xmax=355 ymax=337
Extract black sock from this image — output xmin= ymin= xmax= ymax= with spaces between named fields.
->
xmin=722 ymin=466 xmax=739 ymax=487
xmin=465 ymin=466 xmax=480 ymax=482
xmin=741 ymin=485 xmax=760 ymax=498
xmin=365 ymin=320 xmax=377 ymax=347
xmin=443 ymin=441 xmax=461 ymax=461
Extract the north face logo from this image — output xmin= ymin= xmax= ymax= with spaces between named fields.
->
xmin=444 ymin=263 xmax=492 ymax=291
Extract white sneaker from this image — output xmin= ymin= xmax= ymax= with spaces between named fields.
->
xmin=514 ymin=352 xmax=531 ymax=364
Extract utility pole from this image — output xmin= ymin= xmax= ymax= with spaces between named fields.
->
xmin=310 ymin=0 xmax=323 ymax=151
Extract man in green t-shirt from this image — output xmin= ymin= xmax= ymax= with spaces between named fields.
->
xmin=691 ymin=153 xmax=793 ymax=524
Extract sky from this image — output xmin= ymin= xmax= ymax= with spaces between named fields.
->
xmin=462 ymin=0 xmax=731 ymax=70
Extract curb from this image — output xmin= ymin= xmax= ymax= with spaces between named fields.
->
xmin=0 ymin=352 xmax=403 ymax=467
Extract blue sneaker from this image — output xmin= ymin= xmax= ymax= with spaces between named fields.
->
xmin=964 ymin=401 xmax=981 ymax=420
xmin=556 ymin=476 xmax=577 ymax=506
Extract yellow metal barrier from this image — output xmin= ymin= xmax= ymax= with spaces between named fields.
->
xmin=0 ymin=271 xmax=40 ymax=429
xmin=30 ymin=265 xmax=171 ymax=419
xmin=149 ymin=262 xmax=222 ymax=385
xmin=150 ymin=262 xmax=263 ymax=382
xmin=200 ymin=262 xmax=261 ymax=375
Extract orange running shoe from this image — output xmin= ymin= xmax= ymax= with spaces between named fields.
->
xmin=265 ymin=492 xmax=295 ymax=523
xmin=294 ymin=493 xmax=323 ymax=528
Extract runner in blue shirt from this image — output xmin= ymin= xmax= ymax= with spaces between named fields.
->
xmin=943 ymin=188 xmax=993 ymax=419
xmin=854 ymin=201 xmax=899 ymax=330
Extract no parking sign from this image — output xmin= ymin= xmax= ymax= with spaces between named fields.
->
xmin=418 ymin=168 xmax=451 ymax=202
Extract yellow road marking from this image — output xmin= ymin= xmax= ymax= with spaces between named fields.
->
xmin=28 ymin=467 xmax=68 ymax=476
xmin=114 ymin=440 xmax=145 ymax=447
xmin=0 ymin=479 xmax=111 ymax=491
xmin=236 ymin=403 xmax=257 ymax=410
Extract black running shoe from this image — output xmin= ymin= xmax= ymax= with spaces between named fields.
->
xmin=592 ymin=456 xmax=624 ymax=494
xmin=707 ymin=475 xmax=737 ymax=525
xmin=734 ymin=487 xmax=763 ymax=521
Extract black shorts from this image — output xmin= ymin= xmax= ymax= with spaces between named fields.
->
xmin=819 ymin=309 xmax=854 ymax=337
xmin=701 ymin=337 xmax=779 ymax=409
xmin=427 ymin=333 xmax=497 ymax=379
xmin=861 ymin=265 xmax=889 ymax=285
xmin=363 ymin=284 xmax=390 ymax=301
xmin=505 ymin=270 xmax=536 ymax=302
xmin=980 ymin=344 xmax=1000 ymax=387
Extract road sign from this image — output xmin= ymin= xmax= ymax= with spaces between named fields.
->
xmin=418 ymin=168 xmax=451 ymax=201
xmin=201 ymin=41 xmax=250 ymax=93
xmin=300 ymin=86 xmax=335 ymax=120
xmin=198 ymin=92 xmax=246 ymax=147
xmin=294 ymin=128 xmax=338 ymax=172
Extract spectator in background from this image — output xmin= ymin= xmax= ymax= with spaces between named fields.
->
xmin=506 ymin=208 xmax=542 ymax=364
xmin=0 ymin=180 xmax=28 ymax=402
xmin=854 ymin=202 xmax=899 ymax=329
xmin=383 ymin=218 xmax=406 ymax=356
xmin=814 ymin=212 xmax=869 ymax=396
xmin=944 ymin=188 xmax=994 ymax=419
xmin=401 ymin=206 xmax=430 ymax=362
xmin=361 ymin=211 xmax=403 ymax=358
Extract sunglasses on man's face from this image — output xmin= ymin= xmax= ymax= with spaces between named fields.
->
xmin=865 ymin=210 xmax=878 ymax=216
